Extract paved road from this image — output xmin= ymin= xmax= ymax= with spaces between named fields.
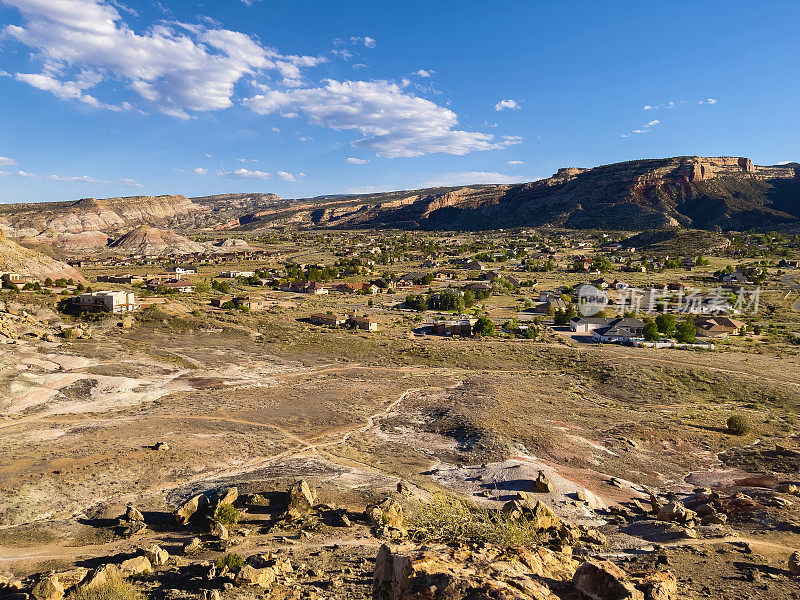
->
xmin=781 ymin=273 xmax=800 ymax=312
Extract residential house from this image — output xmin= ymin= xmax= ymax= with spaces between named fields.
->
xmin=97 ymin=274 xmax=145 ymax=285
xmin=311 ymin=313 xmax=347 ymax=327
xmin=347 ymin=314 xmax=379 ymax=331
xmin=591 ymin=318 xmax=646 ymax=343
xmin=569 ymin=317 xmax=610 ymax=333
xmin=220 ymin=270 xmax=255 ymax=278
xmin=306 ymin=281 xmax=328 ymax=295
xmin=463 ymin=259 xmax=485 ymax=271
xmin=590 ymin=277 xmax=613 ymax=290
xmin=76 ymin=290 xmax=138 ymax=313
xmin=233 ymin=295 xmax=269 ymax=311
xmin=173 ymin=266 xmax=197 ymax=275
xmin=2 ymin=273 xmax=39 ymax=287
xmin=432 ymin=317 xmax=477 ymax=336
xmin=695 ymin=316 xmax=747 ymax=338
xmin=210 ymin=295 xmax=233 ymax=307
xmin=718 ymin=272 xmax=748 ymax=284
xmin=147 ymin=278 xmax=196 ymax=293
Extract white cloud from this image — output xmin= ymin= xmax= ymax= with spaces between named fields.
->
xmin=494 ymin=99 xmax=520 ymax=111
xmin=351 ymin=63 xmax=367 ymax=70
xmin=245 ymin=79 xmax=518 ymax=158
xmin=346 ymin=157 xmax=368 ymax=164
xmin=218 ymin=168 xmax=272 ymax=180
xmin=350 ymin=36 xmax=376 ymax=48
xmin=193 ymin=167 xmax=208 ymax=175
xmin=0 ymin=156 xmax=17 ymax=166
xmin=17 ymin=170 xmax=36 ymax=177
xmin=415 ymin=69 xmax=432 ymax=78
xmin=46 ymin=173 xmax=142 ymax=186
xmin=621 ymin=119 xmax=660 ymax=137
xmin=507 ymin=160 xmax=524 ymax=165
xmin=277 ymin=170 xmax=299 ymax=182
xmin=14 ymin=72 xmax=129 ymax=111
xmin=422 ymin=171 xmax=529 ymax=187
xmin=3 ymin=0 xmax=326 ymax=117
xmin=698 ymin=98 xmax=718 ymax=105
xmin=643 ymin=101 xmax=676 ymax=110
xmin=236 ymin=158 xmax=258 ymax=163
xmin=271 ymin=126 xmax=280 ymax=133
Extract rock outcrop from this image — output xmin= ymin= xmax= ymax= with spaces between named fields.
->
xmin=374 ymin=545 xmax=677 ymax=600
xmin=109 ymin=226 xmax=205 ymax=255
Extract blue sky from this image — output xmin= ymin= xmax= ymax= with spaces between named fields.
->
xmin=0 ymin=0 xmax=798 ymax=203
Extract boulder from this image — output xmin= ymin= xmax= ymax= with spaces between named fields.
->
xmin=236 ymin=565 xmax=276 ymax=588
xmin=184 ymin=537 xmax=203 ymax=556
xmin=366 ymin=498 xmax=404 ymax=530
xmin=700 ymin=513 xmax=727 ymax=525
xmin=153 ymin=442 xmax=170 ymax=451
xmin=125 ymin=504 xmax=144 ymax=523
xmin=287 ymin=480 xmax=316 ymax=513
xmin=572 ymin=560 xmax=644 ymax=600
xmin=31 ymin=576 xmax=64 ymax=600
xmin=211 ymin=522 xmax=229 ymax=541
xmin=51 ymin=568 xmax=88 ymax=590
xmin=635 ymin=571 xmax=678 ymax=600
xmin=142 ymin=545 xmax=169 ymax=567
xmin=789 ymin=551 xmax=800 ymax=576
xmin=656 ymin=502 xmax=696 ymax=524
xmin=81 ymin=565 xmax=122 ymax=590
xmin=510 ymin=499 xmax=561 ymax=531
xmin=373 ymin=543 xmax=578 ymax=600
xmin=118 ymin=556 xmax=152 ymax=578
xmin=174 ymin=494 xmax=208 ymax=524
xmin=778 ymin=483 xmax=799 ymax=496
xmin=535 ymin=471 xmax=553 ymax=493
xmin=216 ymin=487 xmax=238 ymax=508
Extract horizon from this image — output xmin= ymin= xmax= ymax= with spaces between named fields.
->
xmin=1 ymin=0 xmax=798 ymax=203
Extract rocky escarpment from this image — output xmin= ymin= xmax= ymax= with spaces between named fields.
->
xmin=234 ymin=156 xmax=799 ymax=232
xmin=0 ymin=195 xmax=204 ymax=242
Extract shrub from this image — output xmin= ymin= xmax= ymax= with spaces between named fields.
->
xmin=643 ymin=322 xmax=659 ymax=342
xmin=726 ymin=414 xmax=751 ymax=436
xmin=473 ymin=316 xmax=495 ymax=337
xmin=410 ymin=494 xmax=543 ymax=547
xmin=67 ymin=574 xmax=143 ymax=600
xmin=214 ymin=553 xmax=245 ymax=572
xmin=214 ymin=503 xmax=240 ymax=526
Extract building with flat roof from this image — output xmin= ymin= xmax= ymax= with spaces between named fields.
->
xmin=76 ymin=291 xmax=138 ymax=313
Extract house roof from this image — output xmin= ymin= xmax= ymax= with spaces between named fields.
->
xmin=594 ymin=318 xmax=645 ymax=338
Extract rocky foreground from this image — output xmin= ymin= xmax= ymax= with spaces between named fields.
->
xmin=2 ymin=472 xmax=800 ymax=600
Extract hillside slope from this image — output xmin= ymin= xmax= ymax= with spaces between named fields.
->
xmin=0 ymin=231 xmax=85 ymax=281
xmin=108 ymin=226 xmax=205 ymax=255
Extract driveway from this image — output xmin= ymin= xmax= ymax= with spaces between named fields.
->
xmin=781 ymin=273 xmax=800 ymax=312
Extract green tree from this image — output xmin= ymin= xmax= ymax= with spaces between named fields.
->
xmin=675 ymin=319 xmax=697 ymax=344
xmin=643 ymin=322 xmax=659 ymax=341
xmin=655 ymin=313 xmax=676 ymax=337
xmin=473 ymin=316 xmax=495 ymax=337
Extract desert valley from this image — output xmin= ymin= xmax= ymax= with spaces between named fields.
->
xmin=0 ymin=155 xmax=799 ymax=600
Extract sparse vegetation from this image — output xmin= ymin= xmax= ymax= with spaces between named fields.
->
xmin=214 ymin=552 xmax=245 ymax=572
xmin=726 ymin=414 xmax=751 ymax=436
xmin=410 ymin=494 xmax=543 ymax=546
xmin=213 ymin=503 xmax=240 ymax=526
xmin=66 ymin=574 xmax=143 ymax=600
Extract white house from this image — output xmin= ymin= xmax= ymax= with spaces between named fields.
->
xmin=77 ymin=291 xmax=138 ymax=313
